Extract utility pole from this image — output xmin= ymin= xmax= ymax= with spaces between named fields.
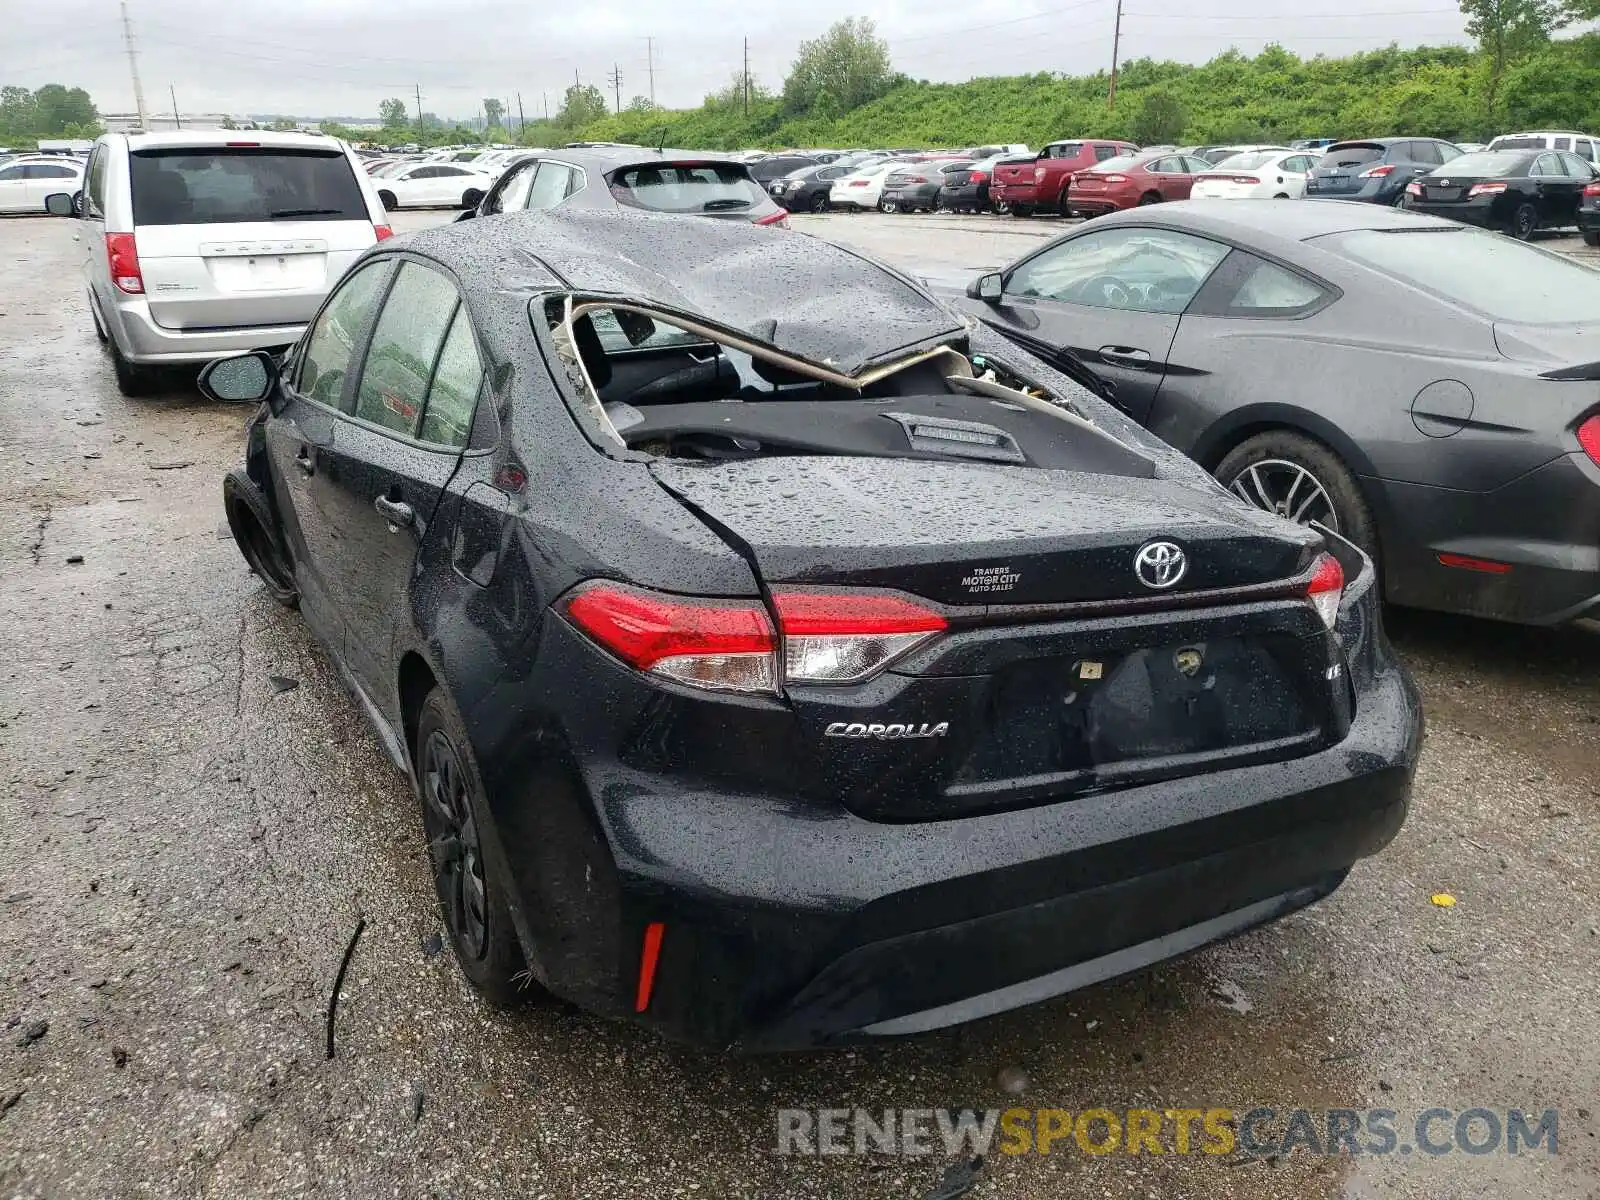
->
xmin=1107 ymin=0 xmax=1124 ymax=110
xmin=517 ymin=91 xmax=526 ymax=134
xmin=414 ymin=83 xmax=423 ymax=140
xmin=119 ymin=0 xmax=148 ymax=130
xmin=542 ymin=91 xmax=549 ymax=120
xmin=646 ymin=37 xmax=656 ymax=105
xmin=608 ymin=64 xmax=622 ymax=113
xmin=743 ymin=37 xmax=751 ymax=116
xmin=169 ymin=84 xmax=180 ymax=128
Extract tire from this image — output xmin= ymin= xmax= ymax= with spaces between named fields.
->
xmin=1273 ymin=192 xmax=1290 ymax=199
xmin=1215 ymin=431 xmax=1379 ymax=564
xmin=993 ymin=199 xmax=1013 ymax=215
xmin=222 ymin=469 xmax=298 ymax=608
xmin=415 ymin=687 xmax=530 ymax=1007
xmin=1014 ymin=204 xmax=1034 ymax=218
xmin=461 ymin=188 xmax=483 ymax=209
xmin=1585 ymin=230 xmax=1600 ymax=247
xmin=1509 ymin=203 xmax=1538 ymax=241
xmin=879 ymin=199 xmax=898 ymax=213
xmin=377 ymin=189 xmax=397 ymax=211
xmin=1138 ymin=192 xmax=1162 ymax=206
xmin=109 ymin=335 xmax=156 ymax=397
xmin=809 ymin=192 xmax=830 ymax=213
xmin=88 ymin=296 xmax=108 ymax=344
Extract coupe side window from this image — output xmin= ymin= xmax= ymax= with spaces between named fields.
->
xmin=1228 ymin=261 xmax=1327 ymax=314
xmin=525 ymin=163 xmax=574 ymax=210
xmin=354 ymin=263 xmax=459 ymax=438
xmin=418 ymin=308 xmax=485 ymax=448
xmin=1005 ymin=228 xmax=1230 ymax=315
xmin=296 ymin=261 xmax=392 ymax=408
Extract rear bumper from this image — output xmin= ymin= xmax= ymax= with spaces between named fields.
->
xmin=1305 ymin=181 xmax=1395 ymax=204
xmin=97 ymin=288 xmax=305 ymax=364
xmin=1578 ymin=206 xmax=1600 ymax=233
xmin=881 ymin=185 xmax=942 ymax=208
xmin=991 ymin=182 xmax=1041 ymax=207
xmin=939 ymin=184 xmax=988 ymax=208
xmin=478 ymin=574 xmax=1422 ymax=1050
xmin=1403 ymin=198 xmax=1495 ymax=227
xmin=1066 ymin=196 xmax=1125 ymax=216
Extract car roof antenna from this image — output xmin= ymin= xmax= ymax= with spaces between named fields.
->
xmin=656 ymin=125 xmax=668 ymax=155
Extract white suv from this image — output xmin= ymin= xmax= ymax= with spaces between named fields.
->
xmin=60 ymin=130 xmax=390 ymax=395
xmin=1487 ymin=131 xmax=1600 ymax=166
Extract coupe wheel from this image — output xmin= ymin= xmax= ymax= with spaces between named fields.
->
xmin=1509 ymin=203 xmax=1538 ymax=241
xmin=1215 ymin=431 xmax=1378 ymax=563
xmin=377 ymin=189 xmax=397 ymax=211
xmin=880 ymin=199 xmax=898 ymax=213
xmin=416 ymin=688 xmax=529 ymax=1006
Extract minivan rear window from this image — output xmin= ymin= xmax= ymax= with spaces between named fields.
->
xmin=129 ymin=147 xmax=367 ymax=225
xmin=607 ymin=162 xmax=768 ymax=214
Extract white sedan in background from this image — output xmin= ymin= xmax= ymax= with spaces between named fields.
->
xmin=1189 ymin=150 xmax=1319 ymax=200
xmin=831 ymin=161 xmax=897 ymax=211
xmin=0 ymin=157 xmax=83 ymax=214
xmin=371 ymin=161 xmax=495 ymax=210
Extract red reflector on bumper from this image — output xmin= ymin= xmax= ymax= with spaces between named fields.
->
xmin=1437 ymin=552 xmax=1513 ymax=575
xmin=634 ymin=922 xmax=666 ymax=1012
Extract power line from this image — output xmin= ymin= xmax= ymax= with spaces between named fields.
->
xmin=1121 ymin=7 xmax=1458 ymax=17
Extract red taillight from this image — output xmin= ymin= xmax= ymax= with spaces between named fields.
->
xmin=1306 ymin=552 xmax=1344 ymax=630
xmin=1359 ymin=164 xmax=1395 ymax=178
xmin=848 ymin=179 xmax=869 ymax=187
xmin=1578 ymin=414 xmax=1600 ymax=465
xmin=774 ymin=589 xmax=947 ymax=684
xmin=1097 ymin=174 xmax=1127 ymax=184
xmin=754 ymin=209 xmax=790 ymax=229
xmin=372 ymin=224 xmax=393 ymax=241
xmin=1405 ymin=181 xmax=1422 ymax=196
xmin=969 ymin=171 xmax=989 ymax=184
xmin=1467 ymin=182 xmax=1507 ymax=197
xmin=564 ymin=582 xmax=777 ymax=694
xmin=105 ymin=233 xmax=143 ymax=294
xmin=907 ymin=175 xmax=928 ymax=184
xmin=1585 ymin=181 xmax=1600 ymax=197
xmin=634 ymin=922 xmax=665 ymax=1013
xmin=1437 ymin=552 xmax=1513 ymax=575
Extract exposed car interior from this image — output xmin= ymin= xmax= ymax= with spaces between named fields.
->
xmin=542 ymin=297 xmax=1156 ymax=477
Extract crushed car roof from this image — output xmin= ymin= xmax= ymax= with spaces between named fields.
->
xmin=394 ymin=208 xmax=967 ymax=375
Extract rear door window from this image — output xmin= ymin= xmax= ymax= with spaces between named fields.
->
xmin=354 ymin=262 xmax=459 ymax=438
xmin=418 ymin=308 xmax=484 ymax=448
xmin=1093 ymin=144 xmax=1120 ymax=161
xmin=1559 ymin=152 xmax=1594 ymax=178
xmin=526 ymin=162 xmax=575 ymax=210
xmin=1407 ymin=141 xmax=1443 ymax=165
xmin=129 ymin=147 xmax=367 ymax=225
xmin=1555 ymin=137 xmax=1572 ymax=151
xmin=608 ymin=162 xmax=767 ymax=214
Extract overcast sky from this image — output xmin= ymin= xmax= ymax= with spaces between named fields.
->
xmin=12 ymin=0 xmax=1473 ymax=120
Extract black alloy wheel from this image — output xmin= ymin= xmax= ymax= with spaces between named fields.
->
xmin=809 ymin=191 xmax=830 ymax=213
xmin=416 ymin=688 xmax=528 ymax=1005
xmin=1509 ymin=202 xmax=1539 ymax=241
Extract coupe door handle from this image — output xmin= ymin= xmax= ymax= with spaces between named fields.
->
xmin=293 ymin=447 xmax=315 ymax=476
xmin=1098 ymin=345 xmax=1152 ymax=368
xmin=374 ymin=495 xmax=415 ymax=527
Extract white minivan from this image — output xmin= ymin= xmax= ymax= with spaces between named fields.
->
xmin=60 ymin=131 xmax=390 ymax=395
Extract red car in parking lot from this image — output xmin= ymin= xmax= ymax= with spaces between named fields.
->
xmin=991 ymin=140 xmax=1139 ymax=215
xmin=1066 ymin=151 xmax=1214 ymax=216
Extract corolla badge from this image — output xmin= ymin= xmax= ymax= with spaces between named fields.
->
xmin=1134 ymin=541 xmax=1187 ymax=589
xmin=824 ymin=722 xmax=949 ymax=739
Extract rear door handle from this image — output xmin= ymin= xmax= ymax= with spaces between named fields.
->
xmin=293 ymin=447 xmax=315 ymax=476
xmin=1098 ymin=345 xmax=1152 ymax=368
xmin=374 ymin=495 xmax=415 ymax=528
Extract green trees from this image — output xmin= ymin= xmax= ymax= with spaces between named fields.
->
xmin=0 ymin=84 xmax=100 ymax=144
xmin=1459 ymin=0 xmax=1562 ymax=120
xmin=482 ymin=98 xmax=505 ymax=128
xmin=556 ymin=83 xmax=609 ymax=131
xmin=782 ymin=17 xmax=894 ymax=117
xmin=379 ymin=97 xmax=410 ymax=128
xmin=1131 ymin=89 xmax=1187 ymax=145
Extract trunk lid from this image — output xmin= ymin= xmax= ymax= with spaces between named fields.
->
xmin=994 ymin=159 xmax=1039 ymax=187
xmin=650 ymin=456 xmax=1319 ymax=605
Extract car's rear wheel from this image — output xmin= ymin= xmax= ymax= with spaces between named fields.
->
xmin=222 ymin=469 xmax=298 ymax=608
xmin=993 ymin=198 xmax=1013 ymax=215
xmin=1509 ymin=202 xmax=1538 ymax=241
xmin=1585 ymin=230 xmax=1600 ymax=247
xmin=1138 ymin=192 xmax=1162 ymax=206
xmin=879 ymin=198 xmax=897 ymax=213
xmin=461 ymin=188 xmax=483 ymax=209
xmin=109 ymin=336 xmax=156 ymax=397
xmin=377 ymin=189 xmax=397 ymax=211
xmin=809 ymin=192 xmax=830 ymax=213
xmin=416 ymin=686 xmax=530 ymax=1007
xmin=1215 ymin=431 xmax=1378 ymax=562
xmin=88 ymin=297 xmax=108 ymax=344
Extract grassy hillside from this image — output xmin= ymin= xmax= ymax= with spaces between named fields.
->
xmin=563 ymin=37 xmax=1600 ymax=151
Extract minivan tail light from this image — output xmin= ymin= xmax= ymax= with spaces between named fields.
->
xmin=564 ymin=582 xmax=777 ymax=694
xmin=1359 ymin=164 xmax=1395 ymax=178
xmin=1306 ymin=552 xmax=1344 ymax=630
xmin=1578 ymin=414 xmax=1600 ymax=465
xmin=105 ymin=233 xmax=143 ymax=294
xmin=774 ymin=590 xmax=947 ymax=684
xmin=373 ymin=224 xmax=394 ymax=240
xmin=1468 ymin=182 xmax=1507 ymax=197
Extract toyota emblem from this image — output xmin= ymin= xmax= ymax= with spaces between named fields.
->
xmin=1134 ymin=541 xmax=1187 ymax=589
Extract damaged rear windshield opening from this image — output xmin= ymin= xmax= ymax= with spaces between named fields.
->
xmin=540 ymin=296 xmax=1153 ymax=478
xmin=606 ymin=162 xmax=768 ymax=214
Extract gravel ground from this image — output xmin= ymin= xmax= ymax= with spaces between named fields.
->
xmin=0 ymin=209 xmax=1595 ymax=1200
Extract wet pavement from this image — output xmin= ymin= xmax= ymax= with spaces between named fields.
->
xmin=0 ymin=209 xmax=1596 ymax=1199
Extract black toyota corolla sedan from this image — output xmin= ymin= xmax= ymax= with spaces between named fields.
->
xmin=960 ymin=201 xmax=1600 ymax=626
xmin=205 ymin=208 xmax=1420 ymax=1050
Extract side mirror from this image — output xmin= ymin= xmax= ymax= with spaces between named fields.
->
xmin=966 ymin=272 xmax=1004 ymax=303
xmin=45 ymin=192 xmax=75 ymax=217
xmin=198 ymin=351 xmax=278 ymax=404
